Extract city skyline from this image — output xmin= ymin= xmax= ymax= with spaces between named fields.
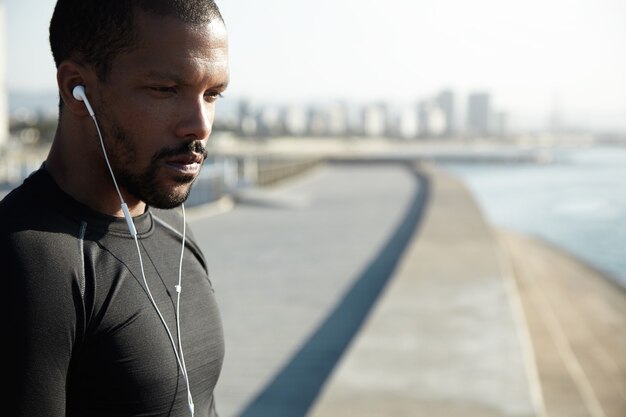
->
xmin=3 ymin=0 xmax=626 ymax=132
xmin=2 ymin=88 xmax=555 ymax=140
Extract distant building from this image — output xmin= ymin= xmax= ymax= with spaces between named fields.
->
xmin=345 ymin=105 xmax=365 ymax=136
xmin=492 ymin=111 xmax=509 ymax=138
xmin=416 ymin=100 xmax=430 ymax=137
xmin=0 ymin=2 xmax=8 ymax=147
xmin=466 ymin=92 xmax=491 ymax=136
xmin=397 ymin=105 xmax=418 ymax=139
xmin=236 ymin=99 xmax=259 ymax=137
xmin=436 ymin=89 xmax=455 ymax=136
xmin=257 ymin=105 xmax=283 ymax=137
xmin=362 ymin=103 xmax=388 ymax=138
xmin=417 ymin=99 xmax=447 ymax=138
xmin=283 ymin=104 xmax=308 ymax=136
xmin=307 ymin=106 xmax=329 ymax=136
xmin=326 ymin=102 xmax=349 ymax=137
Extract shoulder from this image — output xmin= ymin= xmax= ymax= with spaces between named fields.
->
xmin=1 ymin=170 xmax=52 ymax=248
xmin=1 ymin=169 xmax=86 ymax=279
xmin=1 ymin=169 xmax=65 ymax=230
xmin=0 ymin=171 xmax=43 ymax=224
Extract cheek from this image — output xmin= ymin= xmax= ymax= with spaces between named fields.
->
xmin=115 ymin=104 xmax=174 ymax=146
xmin=129 ymin=101 xmax=172 ymax=127
xmin=119 ymin=92 xmax=176 ymax=126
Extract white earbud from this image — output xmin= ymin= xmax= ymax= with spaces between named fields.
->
xmin=72 ymin=85 xmax=95 ymax=117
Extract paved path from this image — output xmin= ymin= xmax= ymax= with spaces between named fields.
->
xmin=190 ymin=161 xmax=626 ymax=417
xmin=307 ymin=164 xmax=539 ymax=417
xmin=190 ymin=162 xmax=423 ymax=417
xmin=499 ymin=231 xmax=626 ymax=417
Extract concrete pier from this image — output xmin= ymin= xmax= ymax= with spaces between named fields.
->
xmin=190 ymin=162 xmax=423 ymax=417
xmin=306 ymin=164 xmax=539 ymax=417
xmin=500 ymin=231 xmax=626 ymax=417
xmin=189 ymin=161 xmax=626 ymax=417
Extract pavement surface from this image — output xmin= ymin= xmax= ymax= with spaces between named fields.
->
xmin=306 ymin=164 xmax=539 ymax=417
xmin=189 ymin=161 xmax=626 ymax=417
xmin=190 ymin=162 xmax=423 ymax=417
xmin=499 ymin=231 xmax=626 ymax=417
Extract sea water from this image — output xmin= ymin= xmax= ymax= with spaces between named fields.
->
xmin=441 ymin=145 xmax=626 ymax=289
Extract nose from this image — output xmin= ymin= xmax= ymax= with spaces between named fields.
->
xmin=175 ymin=97 xmax=214 ymax=140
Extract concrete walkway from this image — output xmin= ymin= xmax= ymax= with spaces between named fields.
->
xmin=307 ymin=164 xmax=540 ymax=417
xmin=307 ymin=163 xmax=626 ymax=417
xmin=190 ymin=161 xmax=626 ymax=417
xmin=190 ymin=162 xmax=424 ymax=417
xmin=499 ymin=231 xmax=626 ymax=417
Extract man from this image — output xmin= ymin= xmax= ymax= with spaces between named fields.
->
xmin=1 ymin=0 xmax=229 ymax=416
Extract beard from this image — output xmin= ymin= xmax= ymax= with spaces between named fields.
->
xmin=101 ymin=119 xmax=208 ymax=210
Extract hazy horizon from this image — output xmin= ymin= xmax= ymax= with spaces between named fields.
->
xmin=4 ymin=0 xmax=626 ymax=133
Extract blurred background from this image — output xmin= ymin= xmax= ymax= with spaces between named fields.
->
xmin=1 ymin=1 xmax=625 ymax=416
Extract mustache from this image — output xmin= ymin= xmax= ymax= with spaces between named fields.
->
xmin=152 ymin=141 xmax=208 ymax=162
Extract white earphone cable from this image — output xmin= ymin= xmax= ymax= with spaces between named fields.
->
xmin=176 ymin=204 xmax=194 ymax=415
xmin=88 ymin=102 xmax=195 ymax=417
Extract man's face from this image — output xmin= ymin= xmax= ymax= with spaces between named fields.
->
xmin=93 ymin=11 xmax=229 ymax=209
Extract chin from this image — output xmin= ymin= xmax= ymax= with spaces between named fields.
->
xmin=146 ymin=184 xmax=192 ymax=209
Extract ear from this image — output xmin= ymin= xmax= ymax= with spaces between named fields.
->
xmin=57 ymin=61 xmax=96 ymax=117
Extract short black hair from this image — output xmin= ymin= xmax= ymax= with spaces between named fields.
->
xmin=49 ymin=0 xmax=223 ymax=81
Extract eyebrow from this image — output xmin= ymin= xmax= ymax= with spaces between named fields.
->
xmin=214 ymin=79 xmax=230 ymax=91
xmin=143 ymin=70 xmax=230 ymax=90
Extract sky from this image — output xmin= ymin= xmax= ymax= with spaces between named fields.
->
xmin=3 ymin=0 xmax=626 ymax=131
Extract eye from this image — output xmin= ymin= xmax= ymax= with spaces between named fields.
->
xmin=150 ymin=86 xmax=177 ymax=95
xmin=205 ymin=91 xmax=224 ymax=103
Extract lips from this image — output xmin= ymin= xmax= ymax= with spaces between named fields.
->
xmin=165 ymin=153 xmax=204 ymax=175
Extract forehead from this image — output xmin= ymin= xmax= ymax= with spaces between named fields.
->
xmin=112 ymin=11 xmax=229 ymax=81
